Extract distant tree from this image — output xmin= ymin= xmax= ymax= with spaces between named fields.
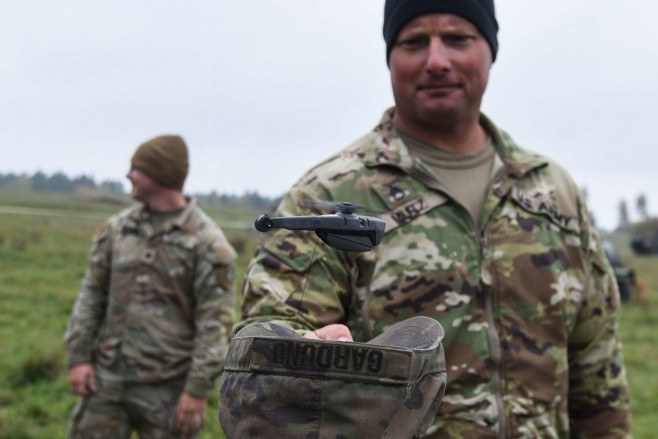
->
xmin=48 ymin=172 xmax=75 ymax=192
xmin=0 ymin=172 xmax=18 ymax=188
xmin=30 ymin=171 xmax=49 ymax=191
xmin=206 ymin=190 xmax=221 ymax=205
xmin=617 ymin=200 xmax=630 ymax=231
xmin=220 ymin=193 xmax=234 ymax=204
xmin=99 ymin=180 xmax=124 ymax=193
xmin=73 ymin=174 xmax=96 ymax=189
xmin=2 ymin=173 xmax=31 ymax=191
xmin=636 ymin=194 xmax=649 ymax=221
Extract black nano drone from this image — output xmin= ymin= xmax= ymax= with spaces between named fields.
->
xmin=254 ymin=202 xmax=386 ymax=252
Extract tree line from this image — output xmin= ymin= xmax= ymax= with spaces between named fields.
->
xmin=0 ymin=171 xmax=280 ymax=211
xmin=2 ymin=171 xmax=652 ymax=222
xmin=617 ymin=194 xmax=653 ymax=231
xmin=0 ymin=171 xmax=124 ymax=194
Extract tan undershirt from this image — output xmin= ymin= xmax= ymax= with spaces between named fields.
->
xmin=398 ymin=130 xmax=499 ymax=224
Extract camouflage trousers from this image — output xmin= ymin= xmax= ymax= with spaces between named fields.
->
xmin=68 ymin=366 xmax=195 ymax=439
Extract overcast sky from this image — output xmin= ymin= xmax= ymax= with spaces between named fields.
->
xmin=2 ymin=1 xmax=657 ymax=230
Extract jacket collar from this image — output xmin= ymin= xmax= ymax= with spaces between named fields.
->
xmin=363 ymin=108 xmax=548 ymax=189
xmin=123 ymin=197 xmax=198 ymax=235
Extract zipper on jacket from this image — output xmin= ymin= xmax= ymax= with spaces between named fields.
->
xmin=405 ymin=160 xmax=510 ymax=437
xmin=478 ymin=223 xmax=508 ymax=439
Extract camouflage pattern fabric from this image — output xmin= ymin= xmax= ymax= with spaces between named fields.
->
xmin=237 ymin=109 xmax=631 ymax=438
xmin=219 ymin=316 xmax=446 ymax=438
xmin=68 ymin=366 xmax=194 ymax=439
xmin=66 ymin=197 xmax=236 ymax=398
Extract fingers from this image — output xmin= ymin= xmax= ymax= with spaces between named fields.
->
xmin=177 ymin=413 xmax=202 ymax=438
xmin=175 ymin=404 xmax=186 ymax=433
xmin=68 ymin=364 xmax=96 ymax=396
xmin=175 ymin=409 xmax=203 ymax=438
xmin=70 ymin=377 xmax=88 ymax=395
xmin=304 ymin=324 xmax=353 ymax=342
xmin=86 ymin=371 xmax=97 ymax=393
xmin=175 ymin=393 xmax=206 ymax=438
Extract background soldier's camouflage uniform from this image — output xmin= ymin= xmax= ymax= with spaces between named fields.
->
xmin=237 ymin=109 xmax=631 ymax=438
xmin=66 ymin=198 xmax=236 ymax=437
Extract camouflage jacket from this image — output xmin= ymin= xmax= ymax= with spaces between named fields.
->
xmin=66 ymin=198 xmax=236 ymax=398
xmin=238 ymin=109 xmax=631 ymax=438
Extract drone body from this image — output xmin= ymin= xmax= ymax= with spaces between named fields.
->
xmin=254 ymin=202 xmax=386 ymax=252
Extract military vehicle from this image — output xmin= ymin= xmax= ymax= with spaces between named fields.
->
xmin=630 ymin=218 xmax=658 ymax=255
xmin=602 ymin=241 xmax=636 ymax=302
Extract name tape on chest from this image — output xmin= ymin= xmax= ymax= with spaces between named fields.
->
xmin=379 ymin=193 xmax=448 ymax=230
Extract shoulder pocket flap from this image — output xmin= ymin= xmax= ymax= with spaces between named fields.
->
xmin=206 ymin=243 xmax=238 ymax=266
xmin=92 ymin=221 xmax=112 ymax=244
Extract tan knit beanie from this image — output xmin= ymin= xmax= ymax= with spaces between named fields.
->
xmin=131 ymin=134 xmax=189 ymax=190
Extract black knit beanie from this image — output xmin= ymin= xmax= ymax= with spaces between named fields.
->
xmin=383 ymin=0 xmax=499 ymax=63
xmin=131 ymin=135 xmax=189 ymax=190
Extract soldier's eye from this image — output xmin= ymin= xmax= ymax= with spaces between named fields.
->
xmin=443 ymin=34 xmax=474 ymax=47
xmin=398 ymin=36 xmax=427 ymax=50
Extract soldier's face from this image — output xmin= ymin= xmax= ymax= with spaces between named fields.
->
xmin=126 ymin=167 xmax=159 ymax=202
xmin=389 ymin=13 xmax=492 ymax=131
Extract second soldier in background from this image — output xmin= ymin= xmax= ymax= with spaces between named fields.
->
xmin=66 ymin=135 xmax=236 ymax=439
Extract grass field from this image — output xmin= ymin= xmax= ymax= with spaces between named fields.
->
xmin=1 ymin=191 xmax=657 ymax=438
xmin=0 ymin=192 xmax=258 ymax=439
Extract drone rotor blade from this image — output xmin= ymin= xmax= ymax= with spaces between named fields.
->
xmin=297 ymin=199 xmax=384 ymax=214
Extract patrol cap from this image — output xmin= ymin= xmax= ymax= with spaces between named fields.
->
xmin=219 ymin=316 xmax=446 ymax=438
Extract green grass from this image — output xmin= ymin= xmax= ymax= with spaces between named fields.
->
xmin=1 ymin=193 xmax=656 ymax=437
xmin=0 ymin=210 xmax=96 ymax=438
xmin=0 ymin=188 xmax=130 ymax=213
xmin=616 ymin=255 xmax=658 ymax=437
xmin=0 ymin=193 xmax=261 ymax=439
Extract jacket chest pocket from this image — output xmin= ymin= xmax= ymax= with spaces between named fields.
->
xmin=111 ymin=234 xmax=197 ymax=303
xmin=158 ymin=234 xmax=196 ymax=277
xmin=487 ymin=187 xmax=585 ymax=330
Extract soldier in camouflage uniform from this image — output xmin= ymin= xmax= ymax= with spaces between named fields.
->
xmin=66 ymin=134 xmax=236 ymax=438
xmin=236 ymin=0 xmax=631 ymax=437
